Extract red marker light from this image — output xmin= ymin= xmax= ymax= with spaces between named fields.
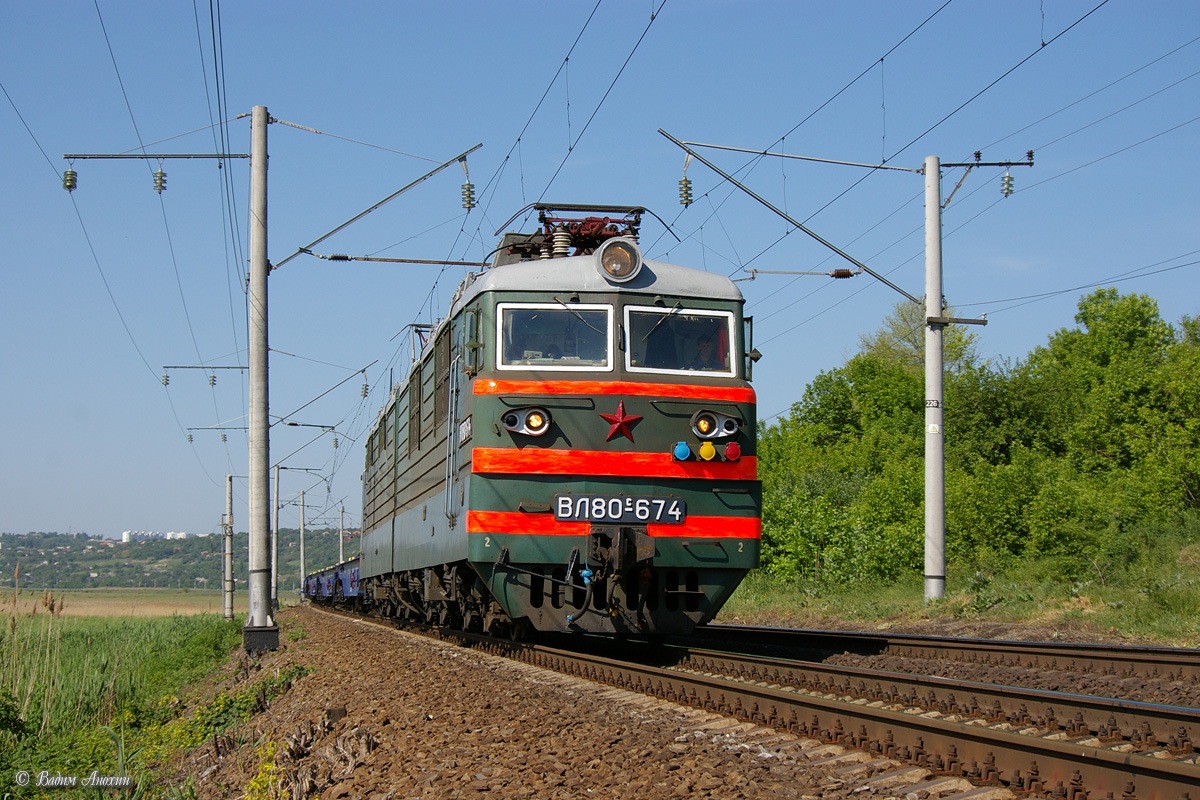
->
xmin=723 ymin=442 xmax=742 ymax=461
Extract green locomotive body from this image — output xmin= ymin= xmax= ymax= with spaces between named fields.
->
xmin=357 ymin=205 xmax=760 ymax=636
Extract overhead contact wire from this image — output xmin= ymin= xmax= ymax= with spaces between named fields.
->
xmin=537 ymin=0 xmax=668 ymax=199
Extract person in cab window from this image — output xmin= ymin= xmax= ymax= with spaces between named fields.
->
xmin=690 ymin=334 xmax=721 ymax=370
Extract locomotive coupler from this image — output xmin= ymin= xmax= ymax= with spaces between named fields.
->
xmin=564 ymin=525 xmax=655 ymax=627
xmin=588 ymin=525 xmax=653 ymax=572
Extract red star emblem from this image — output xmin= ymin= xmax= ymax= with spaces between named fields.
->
xmin=600 ymin=400 xmax=642 ymax=442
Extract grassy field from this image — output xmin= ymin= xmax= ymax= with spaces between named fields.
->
xmin=1 ymin=589 xmax=246 ymax=792
xmin=2 ymin=587 xmax=295 ymax=618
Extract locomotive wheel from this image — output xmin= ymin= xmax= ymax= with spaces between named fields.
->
xmin=430 ymin=601 xmax=458 ymax=628
xmin=484 ymin=600 xmax=510 ymax=638
xmin=509 ymin=618 xmax=531 ymax=642
xmin=460 ymin=584 xmax=486 ymax=632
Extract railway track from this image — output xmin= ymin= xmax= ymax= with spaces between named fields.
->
xmin=501 ymin=637 xmax=1200 ymax=799
xmin=314 ymin=605 xmax=1200 ymax=798
xmin=692 ymin=624 xmax=1200 ymax=684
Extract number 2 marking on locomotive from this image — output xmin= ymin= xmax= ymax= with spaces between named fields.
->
xmin=483 ymin=536 xmax=491 ymax=547
xmin=738 ymin=542 xmax=744 ymax=553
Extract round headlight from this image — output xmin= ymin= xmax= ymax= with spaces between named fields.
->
xmin=595 ymin=237 xmax=642 ymax=284
xmin=691 ymin=409 xmax=740 ymax=440
xmin=503 ymin=407 xmax=552 ymax=437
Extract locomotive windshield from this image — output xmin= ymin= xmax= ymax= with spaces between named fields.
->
xmin=625 ymin=306 xmax=737 ymax=376
xmin=497 ymin=302 xmax=612 ymax=371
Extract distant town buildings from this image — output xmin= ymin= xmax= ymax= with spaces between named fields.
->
xmin=120 ymin=530 xmax=211 ymax=543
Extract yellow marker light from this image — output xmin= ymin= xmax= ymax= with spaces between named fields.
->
xmin=698 ymin=441 xmax=717 ymax=461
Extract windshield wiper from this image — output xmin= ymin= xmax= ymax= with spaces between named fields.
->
xmin=641 ymin=302 xmax=682 ymax=341
xmin=552 ymin=296 xmax=608 ymax=337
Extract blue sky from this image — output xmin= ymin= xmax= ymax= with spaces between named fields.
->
xmin=2 ymin=1 xmax=1197 ymax=539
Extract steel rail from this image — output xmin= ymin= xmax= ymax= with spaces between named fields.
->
xmin=670 ymin=645 xmax=1200 ymax=759
xmin=697 ymin=624 xmax=1200 ymax=683
xmin=508 ymin=640 xmax=1200 ymax=800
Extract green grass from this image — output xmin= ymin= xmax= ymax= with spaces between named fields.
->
xmin=1 ymin=611 xmax=241 ymax=738
xmin=0 ymin=598 xmax=244 ymax=794
xmin=720 ymin=542 xmax=1200 ymax=647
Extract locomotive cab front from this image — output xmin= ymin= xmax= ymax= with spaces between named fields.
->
xmin=460 ymin=213 xmax=761 ymax=636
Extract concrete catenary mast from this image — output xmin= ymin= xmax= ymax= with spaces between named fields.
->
xmin=243 ymin=105 xmax=278 ymax=652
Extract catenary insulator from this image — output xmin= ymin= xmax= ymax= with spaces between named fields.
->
xmin=1001 ymin=172 xmax=1014 ymax=197
xmin=220 ymin=433 xmax=227 ymax=443
xmin=153 ymin=169 xmax=167 ymax=193
xmin=187 ymin=434 xmax=193 ymax=444
xmin=361 ymin=381 xmax=369 ymax=399
xmin=830 ymin=269 xmax=855 ymax=279
xmin=161 ymin=372 xmax=170 ymax=386
xmin=461 ymin=182 xmax=476 ymax=209
xmin=679 ymin=176 xmax=693 ymax=207
xmin=332 ymin=436 xmax=339 ymax=449
xmin=209 ymin=374 xmax=217 ymax=387
xmin=62 ymin=169 xmax=78 ymax=192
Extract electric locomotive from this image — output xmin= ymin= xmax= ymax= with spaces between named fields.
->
xmin=342 ymin=204 xmax=760 ymax=636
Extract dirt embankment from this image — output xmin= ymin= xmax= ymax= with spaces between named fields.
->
xmin=178 ymin=606 xmax=829 ymax=799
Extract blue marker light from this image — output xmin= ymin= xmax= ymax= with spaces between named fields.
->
xmin=672 ymin=441 xmax=692 ymax=461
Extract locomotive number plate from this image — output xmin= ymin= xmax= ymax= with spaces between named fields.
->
xmin=554 ymin=494 xmax=686 ymax=524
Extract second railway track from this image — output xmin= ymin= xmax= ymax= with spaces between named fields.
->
xmin=317 ymin=606 xmax=1200 ymax=800
xmin=693 ymin=624 xmax=1200 ymax=685
xmin=509 ymin=635 xmax=1200 ymax=799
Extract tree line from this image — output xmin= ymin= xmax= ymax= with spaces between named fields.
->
xmin=0 ymin=529 xmax=351 ymax=591
xmin=758 ymin=288 xmax=1200 ymax=584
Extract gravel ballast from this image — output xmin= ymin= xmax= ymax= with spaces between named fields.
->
xmin=179 ymin=605 xmax=854 ymax=799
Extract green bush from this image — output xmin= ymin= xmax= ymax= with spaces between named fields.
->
xmin=759 ymin=290 xmax=1200 ymax=584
